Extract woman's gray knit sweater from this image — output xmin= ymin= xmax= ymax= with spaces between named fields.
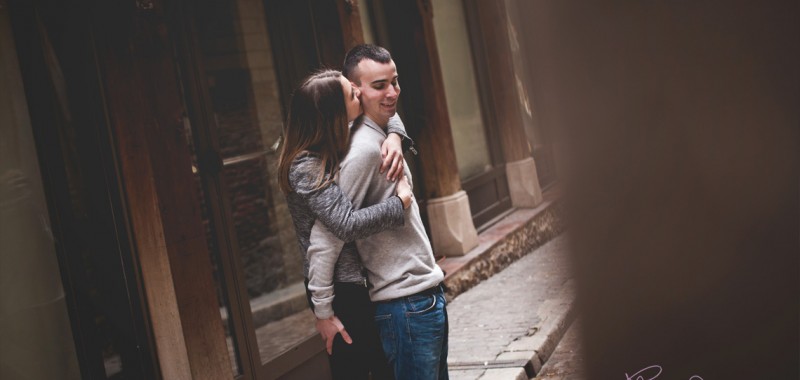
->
xmin=286 ymin=154 xmax=405 ymax=286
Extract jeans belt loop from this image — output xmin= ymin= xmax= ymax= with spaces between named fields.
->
xmin=416 ymin=283 xmax=443 ymax=298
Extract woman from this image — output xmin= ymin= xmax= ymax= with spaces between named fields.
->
xmin=278 ymin=70 xmax=411 ymax=379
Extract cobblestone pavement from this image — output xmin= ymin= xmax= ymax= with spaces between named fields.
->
xmin=447 ymin=235 xmax=573 ymax=379
xmin=533 ymin=322 xmax=585 ymax=380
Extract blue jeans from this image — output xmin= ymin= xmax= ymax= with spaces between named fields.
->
xmin=374 ymin=287 xmax=449 ymax=380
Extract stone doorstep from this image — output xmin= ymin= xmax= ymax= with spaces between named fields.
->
xmin=222 ymin=189 xmax=564 ymax=330
xmin=440 ymin=189 xmax=564 ymax=302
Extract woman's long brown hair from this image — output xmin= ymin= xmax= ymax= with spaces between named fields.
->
xmin=277 ymin=70 xmax=351 ymax=194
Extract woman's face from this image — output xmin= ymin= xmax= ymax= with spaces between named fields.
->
xmin=340 ymin=76 xmax=362 ymax=122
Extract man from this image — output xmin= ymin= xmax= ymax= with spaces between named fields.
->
xmin=307 ymin=44 xmax=449 ymax=379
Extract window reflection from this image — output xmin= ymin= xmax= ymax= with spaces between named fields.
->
xmin=191 ymin=0 xmax=314 ymax=366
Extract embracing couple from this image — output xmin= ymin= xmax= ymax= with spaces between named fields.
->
xmin=277 ymin=44 xmax=449 ymax=380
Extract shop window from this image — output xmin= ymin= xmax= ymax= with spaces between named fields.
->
xmin=177 ymin=0 xmax=344 ymax=377
xmin=188 ymin=0 xmax=312 ymax=367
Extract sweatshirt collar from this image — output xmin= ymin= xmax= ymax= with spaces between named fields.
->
xmin=360 ymin=115 xmax=387 ymax=136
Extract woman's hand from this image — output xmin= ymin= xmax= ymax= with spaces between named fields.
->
xmin=396 ymin=175 xmax=413 ymax=209
xmin=315 ymin=315 xmax=352 ymax=355
xmin=380 ymin=133 xmax=404 ymax=181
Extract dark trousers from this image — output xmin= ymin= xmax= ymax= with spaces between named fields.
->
xmin=328 ymin=282 xmax=394 ymax=380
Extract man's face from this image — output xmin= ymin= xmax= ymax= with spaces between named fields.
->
xmin=353 ymin=59 xmax=400 ymax=124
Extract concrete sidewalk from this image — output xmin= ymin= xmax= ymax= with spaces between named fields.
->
xmin=446 ymin=235 xmax=575 ymax=380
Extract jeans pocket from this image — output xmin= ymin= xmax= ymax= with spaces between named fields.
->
xmin=373 ymin=314 xmax=396 ymax=362
xmin=407 ymin=294 xmax=437 ymax=315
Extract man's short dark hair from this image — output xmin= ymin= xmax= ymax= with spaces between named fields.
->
xmin=343 ymin=44 xmax=392 ymax=84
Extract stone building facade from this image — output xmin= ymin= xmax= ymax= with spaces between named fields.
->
xmin=1 ymin=0 xmax=553 ymax=378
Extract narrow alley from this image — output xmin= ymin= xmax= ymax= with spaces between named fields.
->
xmin=447 ymin=235 xmax=576 ymax=380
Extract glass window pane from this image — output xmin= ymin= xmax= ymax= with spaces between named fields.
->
xmin=192 ymin=0 xmax=314 ymax=366
xmin=432 ymin=0 xmax=493 ymax=180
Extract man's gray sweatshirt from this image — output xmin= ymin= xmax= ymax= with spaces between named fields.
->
xmin=307 ymin=116 xmax=444 ymax=318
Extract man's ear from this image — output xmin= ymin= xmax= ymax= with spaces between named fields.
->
xmin=350 ymin=81 xmax=363 ymax=97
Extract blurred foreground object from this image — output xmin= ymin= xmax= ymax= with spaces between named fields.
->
xmin=519 ymin=0 xmax=798 ymax=378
